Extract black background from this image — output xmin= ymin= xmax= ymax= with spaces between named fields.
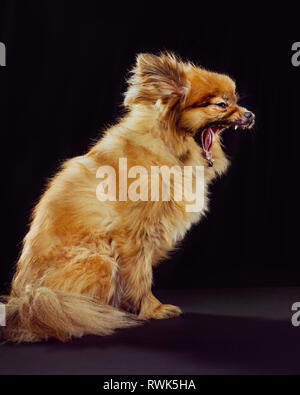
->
xmin=0 ymin=1 xmax=299 ymax=293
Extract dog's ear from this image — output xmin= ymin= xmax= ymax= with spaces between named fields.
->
xmin=124 ymin=52 xmax=190 ymax=107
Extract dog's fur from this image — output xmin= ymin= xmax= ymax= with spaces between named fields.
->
xmin=1 ymin=52 xmax=254 ymax=342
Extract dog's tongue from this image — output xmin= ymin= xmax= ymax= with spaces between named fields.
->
xmin=201 ymin=127 xmax=215 ymax=167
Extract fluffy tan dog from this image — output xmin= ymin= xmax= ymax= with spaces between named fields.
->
xmin=1 ymin=52 xmax=254 ymax=342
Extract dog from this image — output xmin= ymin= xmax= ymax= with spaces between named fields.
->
xmin=1 ymin=52 xmax=254 ymax=342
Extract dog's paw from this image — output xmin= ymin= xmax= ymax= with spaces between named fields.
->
xmin=139 ymin=304 xmax=182 ymax=320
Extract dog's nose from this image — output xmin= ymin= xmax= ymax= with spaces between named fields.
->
xmin=243 ymin=111 xmax=254 ymax=121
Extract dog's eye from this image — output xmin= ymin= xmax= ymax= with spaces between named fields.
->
xmin=215 ymin=102 xmax=228 ymax=109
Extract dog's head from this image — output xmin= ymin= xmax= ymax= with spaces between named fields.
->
xmin=124 ymin=52 xmax=254 ymax=165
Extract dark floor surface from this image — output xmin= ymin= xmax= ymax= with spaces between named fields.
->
xmin=1 ymin=287 xmax=300 ymax=375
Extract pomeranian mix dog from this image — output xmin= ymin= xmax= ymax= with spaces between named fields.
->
xmin=1 ymin=52 xmax=254 ymax=342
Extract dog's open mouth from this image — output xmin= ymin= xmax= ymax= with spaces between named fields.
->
xmin=197 ymin=119 xmax=254 ymax=167
xmin=196 ymin=124 xmax=228 ymax=167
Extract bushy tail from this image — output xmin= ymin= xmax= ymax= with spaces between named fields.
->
xmin=0 ymin=286 xmax=139 ymax=343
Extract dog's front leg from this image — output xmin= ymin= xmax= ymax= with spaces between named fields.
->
xmin=138 ymin=291 xmax=182 ymax=320
xmin=119 ymin=245 xmax=181 ymax=320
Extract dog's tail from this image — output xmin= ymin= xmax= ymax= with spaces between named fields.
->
xmin=0 ymin=285 xmax=139 ymax=343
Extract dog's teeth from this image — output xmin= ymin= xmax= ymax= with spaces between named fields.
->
xmin=234 ymin=125 xmax=238 ymax=130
